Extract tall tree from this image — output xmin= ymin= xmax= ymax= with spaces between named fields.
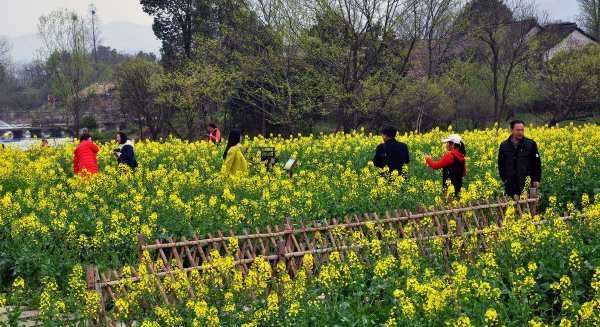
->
xmin=461 ymin=0 xmax=537 ymax=123
xmin=0 ymin=38 xmax=8 ymax=64
xmin=0 ymin=38 xmax=9 ymax=84
xmin=38 ymin=9 xmax=93 ymax=57
xmin=141 ymin=0 xmax=195 ymax=61
xmin=309 ymin=0 xmax=423 ymax=130
xmin=116 ymin=58 xmax=166 ymax=139
xmin=38 ymin=9 xmax=94 ymax=134
xmin=578 ymin=0 xmax=600 ymax=40
xmin=422 ymin=0 xmax=461 ymax=79
xmin=229 ymin=0 xmax=335 ymax=134
xmin=154 ymin=61 xmax=236 ymax=139
xmin=535 ymin=45 xmax=600 ymax=125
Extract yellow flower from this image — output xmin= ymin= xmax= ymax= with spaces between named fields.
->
xmin=568 ymin=250 xmax=582 ymax=271
xmin=374 ymin=255 xmax=396 ymax=278
xmin=222 ymin=187 xmax=236 ymax=201
xmin=369 ymin=239 xmax=382 ymax=257
xmin=12 ymin=277 xmax=25 ymax=291
xmin=267 ymin=293 xmax=279 ymax=313
xmin=527 ymin=262 xmax=538 ymax=273
xmin=288 ymin=301 xmax=300 ymax=317
xmin=528 ymin=319 xmax=546 ymax=327
xmin=511 ymin=241 xmax=523 ymax=256
xmin=560 ymin=276 xmax=571 ymax=289
xmin=484 ymin=308 xmax=498 ymax=326
xmin=303 ymin=253 xmax=314 ymax=271
xmin=591 ymin=267 xmax=600 ymax=296
xmin=140 ymin=321 xmax=161 ymax=327
xmin=453 ymin=315 xmax=472 ymax=327
xmin=155 ymin=306 xmax=184 ymax=326
xmin=558 ymin=318 xmax=572 ymax=327
xmin=115 ymin=298 xmax=130 ymax=318
xmin=578 ymin=300 xmax=596 ymax=321
xmin=228 ymin=236 xmax=239 ymax=253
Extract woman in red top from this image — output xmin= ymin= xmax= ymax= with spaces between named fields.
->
xmin=424 ymin=134 xmax=467 ymax=197
xmin=73 ymin=132 xmax=100 ymax=176
xmin=208 ymin=124 xmax=221 ymax=143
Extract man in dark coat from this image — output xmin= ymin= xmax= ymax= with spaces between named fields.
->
xmin=374 ymin=126 xmax=410 ymax=175
xmin=498 ymin=120 xmax=542 ymax=197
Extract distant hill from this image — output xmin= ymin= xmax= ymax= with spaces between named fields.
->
xmin=8 ymin=21 xmax=161 ymax=64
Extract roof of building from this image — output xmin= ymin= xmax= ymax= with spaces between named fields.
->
xmin=79 ymin=82 xmax=116 ymax=98
xmin=536 ymin=22 xmax=599 ymax=50
xmin=0 ymin=120 xmax=31 ymax=130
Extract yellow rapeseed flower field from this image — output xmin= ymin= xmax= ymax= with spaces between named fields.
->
xmin=0 ymin=124 xmax=599 ymax=325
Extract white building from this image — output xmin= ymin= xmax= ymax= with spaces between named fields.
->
xmin=527 ymin=22 xmax=599 ymax=60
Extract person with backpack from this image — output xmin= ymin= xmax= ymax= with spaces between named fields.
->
xmin=113 ymin=132 xmax=138 ymax=169
xmin=373 ymin=126 xmax=410 ymax=176
xmin=424 ymin=134 xmax=467 ymax=197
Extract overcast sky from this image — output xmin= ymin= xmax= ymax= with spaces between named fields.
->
xmin=0 ymin=0 xmax=153 ymax=38
xmin=0 ymin=0 xmax=582 ymax=38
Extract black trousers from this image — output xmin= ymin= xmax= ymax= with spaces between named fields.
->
xmin=504 ymin=178 xmax=525 ymax=197
xmin=443 ymin=177 xmax=463 ymax=198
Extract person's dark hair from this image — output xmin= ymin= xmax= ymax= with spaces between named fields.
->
xmin=117 ymin=132 xmax=128 ymax=144
xmin=208 ymin=123 xmax=217 ymax=129
xmin=381 ymin=126 xmax=397 ymax=138
xmin=79 ymin=128 xmax=90 ymax=141
xmin=510 ymin=120 xmax=525 ymax=129
xmin=223 ymin=130 xmax=242 ymax=160
xmin=453 ymin=141 xmax=467 ymax=156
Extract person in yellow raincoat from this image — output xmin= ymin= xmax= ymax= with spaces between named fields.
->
xmin=221 ymin=129 xmax=248 ymax=177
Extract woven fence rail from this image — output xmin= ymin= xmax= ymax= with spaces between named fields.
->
xmin=0 ymin=306 xmax=95 ymax=327
xmin=85 ymin=190 xmax=540 ymax=309
xmin=4 ymin=191 xmax=543 ymax=326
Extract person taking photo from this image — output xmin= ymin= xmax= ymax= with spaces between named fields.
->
xmin=113 ymin=132 xmax=138 ymax=169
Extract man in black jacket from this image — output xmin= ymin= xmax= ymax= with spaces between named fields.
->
xmin=498 ymin=120 xmax=541 ymax=197
xmin=374 ymin=126 xmax=410 ymax=175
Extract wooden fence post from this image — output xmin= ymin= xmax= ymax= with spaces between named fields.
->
xmin=137 ymin=233 xmax=146 ymax=260
xmin=85 ymin=265 xmax=96 ymax=291
xmin=85 ymin=265 xmax=102 ymax=326
xmin=529 ymin=187 xmax=538 ymax=216
xmin=276 ymin=239 xmax=288 ymax=274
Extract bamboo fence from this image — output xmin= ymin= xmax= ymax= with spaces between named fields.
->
xmin=85 ymin=190 xmax=541 ymax=312
xmin=6 ymin=190 xmax=555 ymax=326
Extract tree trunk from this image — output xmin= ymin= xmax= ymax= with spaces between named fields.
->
xmin=138 ymin=119 xmax=143 ymax=140
xmin=262 ymin=110 xmax=266 ymax=135
xmin=492 ymin=61 xmax=500 ymax=122
xmin=73 ymin=100 xmax=81 ymax=136
xmin=427 ymin=34 xmax=434 ymax=79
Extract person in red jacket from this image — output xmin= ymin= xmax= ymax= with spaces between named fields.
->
xmin=424 ymin=134 xmax=467 ymax=197
xmin=208 ymin=124 xmax=221 ymax=144
xmin=73 ymin=131 xmax=100 ymax=176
